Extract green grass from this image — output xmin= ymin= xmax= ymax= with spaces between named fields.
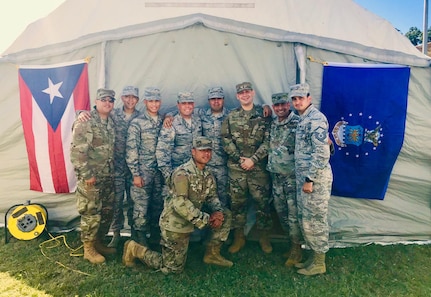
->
xmin=1 ymin=228 xmax=431 ymax=297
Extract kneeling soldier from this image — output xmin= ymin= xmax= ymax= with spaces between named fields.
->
xmin=123 ymin=136 xmax=232 ymax=274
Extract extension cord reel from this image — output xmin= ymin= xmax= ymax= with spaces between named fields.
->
xmin=5 ymin=202 xmax=48 ymax=243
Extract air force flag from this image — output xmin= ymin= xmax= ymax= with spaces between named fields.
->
xmin=19 ymin=60 xmax=90 ymax=193
xmin=320 ymin=63 xmax=410 ymax=199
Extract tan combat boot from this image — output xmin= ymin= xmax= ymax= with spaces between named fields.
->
xmin=122 ymin=240 xmax=148 ymax=267
xmin=259 ymin=233 xmax=273 ymax=254
xmin=285 ymin=243 xmax=302 ymax=267
xmin=228 ymin=229 xmax=246 ymax=254
xmin=83 ymin=241 xmax=105 ymax=264
xmin=95 ymin=237 xmax=117 ymax=256
xmin=203 ymin=243 xmax=233 ymax=267
xmin=107 ymin=231 xmax=121 ymax=248
xmin=295 ymin=251 xmax=314 ymax=269
xmin=297 ymin=252 xmax=326 ymax=276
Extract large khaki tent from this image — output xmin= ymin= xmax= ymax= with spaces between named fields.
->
xmin=1 ymin=0 xmax=430 ymax=246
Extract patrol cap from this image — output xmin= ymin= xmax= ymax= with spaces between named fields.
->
xmin=236 ymin=82 xmax=253 ymax=93
xmin=208 ymin=87 xmax=225 ymax=99
xmin=193 ymin=136 xmax=212 ymax=150
xmin=144 ymin=87 xmax=161 ymax=100
xmin=97 ymin=88 xmax=116 ymax=100
xmin=121 ymin=85 xmax=139 ymax=98
xmin=290 ymin=83 xmax=310 ymax=98
xmin=177 ymin=91 xmax=194 ymax=103
xmin=272 ymin=93 xmax=290 ymax=104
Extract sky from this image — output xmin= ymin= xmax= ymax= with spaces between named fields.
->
xmin=0 ymin=0 xmax=429 ymax=54
xmin=354 ymin=0 xmax=429 ymax=34
xmin=0 ymin=0 xmax=66 ymax=54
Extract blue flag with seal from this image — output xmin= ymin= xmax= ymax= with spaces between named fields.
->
xmin=320 ymin=63 xmax=410 ymax=199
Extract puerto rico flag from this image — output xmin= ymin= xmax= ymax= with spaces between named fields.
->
xmin=320 ymin=63 xmax=410 ymax=200
xmin=19 ymin=60 xmax=90 ymax=193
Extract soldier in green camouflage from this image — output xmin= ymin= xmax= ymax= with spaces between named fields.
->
xmin=199 ymin=87 xmax=273 ymax=208
xmin=122 ymin=136 xmax=233 ymax=274
xmin=71 ymin=88 xmax=116 ymax=264
xmin=76 ymin=85 xmax=141 ymax=248
xmin=221 ymin=82 xmax=273 ymax=254
xmin=126 ymin=87 xmax=164 ymax=245
xmin=267 ymin=92 xmax=302 ymax=267
xmin=290 ymin=83 xmax=333 ymax=276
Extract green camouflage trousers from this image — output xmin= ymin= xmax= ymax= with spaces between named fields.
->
xmin=271 ymin=172 xmax=301 ymax=244
xmin=142 ymin=209 xmax=231 ymax=274
xmin=76 ymin=177 xmax=115 ymax=242
xmin=228 ymin=168 xmax=272 ymax=230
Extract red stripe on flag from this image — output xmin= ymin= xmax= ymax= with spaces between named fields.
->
xmin=48 ymin=121 xmax=69 ymax=193
xmin=19 ymin=75 xmax=42 ymax=192
xmin=19 ymin=60 xmax=90 ymax=193
xmin=73 ymin=63 xmax=90 ymax=111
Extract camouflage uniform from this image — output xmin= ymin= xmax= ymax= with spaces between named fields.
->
xmin=198 ymin=107 xmax=229 ymax=207
xmin=110 ymin=106 xmax=141 ymax=233
xmin=200 ymin=86 xmax=270 ymax=208
xmin=139 ymin=158 xmax=231 ymax=274
xmin=295 ymin=103 xmax=333 ymax=253
xmin=126 ymin=109 xmax=164 ymax=238
xmin=156 ymin=110 xmax=202 ymax=181
xmin=221 ymin=104 xmax=272 ymax=230
xmin=268 ymin=108 xmax=301 ymax=243
xmin=71 ymin=109 xmax=115 ymax=242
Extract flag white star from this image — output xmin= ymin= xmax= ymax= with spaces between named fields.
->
xmin=42 ymin=78 xmax=63 ymax=104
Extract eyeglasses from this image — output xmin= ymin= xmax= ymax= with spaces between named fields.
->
xmin=98 ymin=97 xmax=115 ymax=103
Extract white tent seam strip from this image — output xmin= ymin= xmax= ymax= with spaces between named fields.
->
xmin=1 ymin=14 xmax=430 ymax=67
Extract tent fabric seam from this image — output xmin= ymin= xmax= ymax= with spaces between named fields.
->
xmin=2 ymin=13 xmax=430 ymax=67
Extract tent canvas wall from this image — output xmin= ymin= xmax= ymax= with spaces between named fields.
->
xmin=1 ymin=0 xmax=430 ymax=246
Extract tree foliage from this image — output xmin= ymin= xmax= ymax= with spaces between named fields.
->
xmin=406 ymin=27 xmax=423 ymax=45
xmin=405 ymin=26 xmax=431 ymax=46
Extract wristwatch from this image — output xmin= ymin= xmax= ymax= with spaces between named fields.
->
xmin=305 ymin=177 xmax=314 ymax=183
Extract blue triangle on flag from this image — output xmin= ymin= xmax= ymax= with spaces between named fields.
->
xmin=19 ymin=63 xmax=85 ymax=131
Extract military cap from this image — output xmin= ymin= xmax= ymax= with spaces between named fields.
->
xmin=208 ymin=87 xmax=225 ymax=99
xmin=272 ymin=93 xmax=290 ymax=104
xmin=236 ymin=82 xmax=253 ymax=93
xmin=121 ymin=85 xmax=139 ymax=97
xmin=144 ymin=87 xmax=161 ymax=100
xmin=290 ymin=83 xmax=310 ymax=98
xmin=97 ymin=88 xmax=116 ymax=100
xmin=177 ymin=91 xmax=194 ymax=103
xmin=193 ymin=136 xmax=212 ymax=150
